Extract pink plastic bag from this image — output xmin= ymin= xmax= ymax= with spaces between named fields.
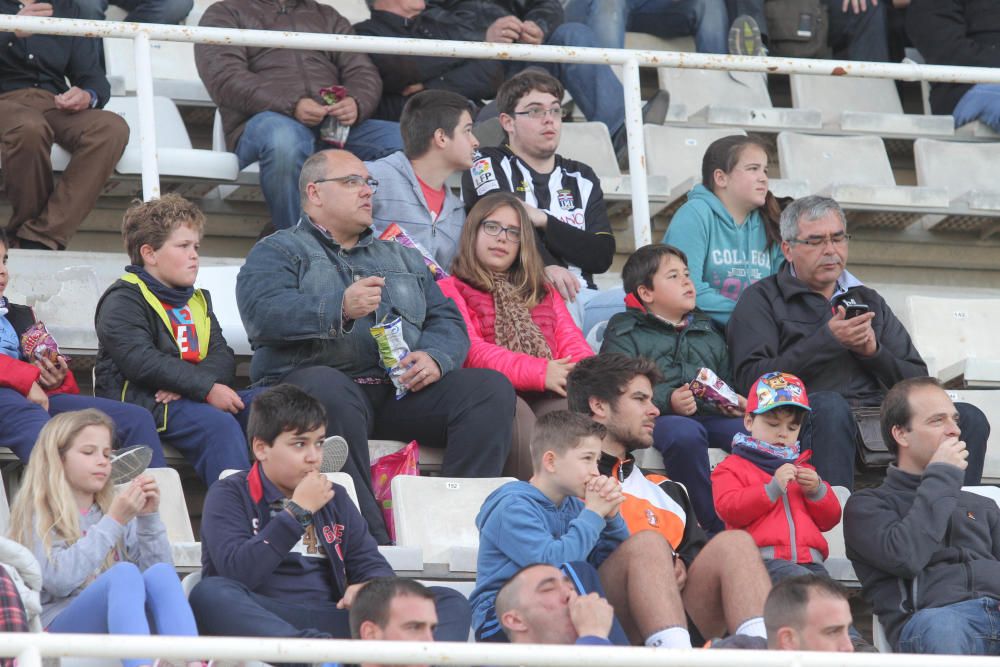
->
xmin=370 ymin=440 xmax=419 ymax=541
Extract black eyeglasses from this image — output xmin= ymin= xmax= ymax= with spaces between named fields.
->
xmin=312 ymin=174 xmax=379 ymax=194
xmin=787 ymin=232 xmax=851 ymax=248
xmin=511 ymin=106 xmax=562 ymax=120
xmin=480 ymin=220 xmax=522 ymax=243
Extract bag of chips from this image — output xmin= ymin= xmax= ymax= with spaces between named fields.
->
xmin=20 ymin=321 xmax=62 ymax=364
xmin=689 ymin=367 xmax=740 ymax=410
xmin=370 ymin=316 xmax=412 ymax=399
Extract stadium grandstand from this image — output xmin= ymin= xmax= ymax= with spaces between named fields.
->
xmin=3 ymin=0 xmax=1000 ymax=663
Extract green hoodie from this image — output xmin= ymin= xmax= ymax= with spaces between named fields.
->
xmin=663 ymin=184 xmax=784 ymax=326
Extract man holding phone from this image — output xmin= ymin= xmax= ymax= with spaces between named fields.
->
xmin=727 ymin=195 xmax=989 ymax=490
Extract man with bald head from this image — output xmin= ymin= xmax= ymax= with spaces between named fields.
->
xmin=237 ymin=149 xmax=515 ymax=542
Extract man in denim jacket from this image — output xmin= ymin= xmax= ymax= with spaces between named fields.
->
xmin=236 ymin=149 xmax=515 ymax=543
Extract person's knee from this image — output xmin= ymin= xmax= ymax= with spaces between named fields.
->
xmin=654 ymin=417 xmax=708 ymax=454
xmin=84 ymin=111 xmax=130 ymax=151
xmin=5 ymin=111 xmax=54 ymax=149
xmin=620 ymin=530 xmax=673 ymax=561
xmin=142 ymin=562 xmax=181 ymax=593
xmin=549 ymin=22 xmax=598 ymax=47
xmin=106 ymin=561 xmax=143 ymax=587
xmin=709 ymin=528 xmax=759 ymax=556
xmin=189 ymin=576 xmax=243 ymax=614
xmin=250 ymin=113 xmax=313 ymax=166
xmin=899 ymin=607 xmax=975 ymax=654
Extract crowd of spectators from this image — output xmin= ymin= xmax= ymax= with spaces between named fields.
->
xmin=2 ymin=0 xmax=1000 ymax=661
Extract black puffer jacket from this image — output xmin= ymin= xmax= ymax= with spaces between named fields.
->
xmin=94 ymin=278 xmax=235 ymax=430
xmin=845 ymin=464 xmax=1000 ymax=648
xmin=907 ymin=0 xmax=1000 ymax=115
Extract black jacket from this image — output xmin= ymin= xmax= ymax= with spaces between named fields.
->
xmin=0 ymin=0 xmax=110 ymax=106
xmin=93 ymin=278 xmax=236 ymax=429
xmin=907 ymin=0 xmax=1000 ymax=115
xmin=353 ymin=9 xmax=505 ymax=120
xmin=425 ymin=0 xmax=563 ymax=39
xmin=727 ymin=264 xmax=927 ymax=401
xmin=844 ymin=464 xmax=1000 ymax=648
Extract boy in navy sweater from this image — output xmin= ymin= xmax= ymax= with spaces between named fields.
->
xmin=189 ymin=384 xmax=471 ymax=641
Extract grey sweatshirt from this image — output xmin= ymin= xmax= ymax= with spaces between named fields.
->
xmin=30 ymin=506 xmax=172 ymax=627
xmin=366 ymin=150 xmax=467 ymax=272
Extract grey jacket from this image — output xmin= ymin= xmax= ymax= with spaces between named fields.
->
xmin=366 ymin=151 xmax=467 ymax=272
xmin=844 ymin=464 xmax=1000 ymax=648
xmin=30 ymin=507 xmax=171 ymax=627
xmin=236 ymin=219 xmax=469 ymax=385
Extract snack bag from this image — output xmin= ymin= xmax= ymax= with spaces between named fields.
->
xmin=379 ymin=223 xmax=448 ymax=281
xmin=689 ymin=367 xmax=740 ymax=410
xmin=20 ymin=321 xmax=63 ymax=364
xmin=370 ymin=316 xmax=412 ymax=399
xmin=370 ymin=440 xmax=419 ymax=542
xmin=318 ymin=85 xmax=350 ymax=147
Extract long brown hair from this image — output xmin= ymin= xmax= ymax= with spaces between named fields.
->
xmin=701 ymin=134 xmax=781 ymax=249
xmin=451 ymin=192 xmax=549 ymax=309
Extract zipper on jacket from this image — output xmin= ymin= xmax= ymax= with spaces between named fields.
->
xmin=781 ymin=494 xmax=798 ymax=562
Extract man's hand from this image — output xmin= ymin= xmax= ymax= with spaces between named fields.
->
xmin=517 ymin=20 xmax=545 ymax=45
xmin=398 ymin=350 xmax=442 ymax=393
xmin=670 ymin=384 xmax=697 ymax=416
xmin=795 ymin=466 xmax=821 ymax=494
xmin=33 ymin=355 xmax=68 ymax=390
xmin=336 ymin=581 xmax=369 ymax=609
xmin=485 ymin=15 xmax=523 ymax=43
xmin=773 ymin=463 xmax=797 ymax=493
xmin=842 ymin=0 xmax=876 ymax=13
xmin=26 ymin=381 xmax=49 ymax=411
xmin=294 ymin=97 xmax=328 ymax=126
xmin=930 ymin=437 xmax=969 ymax=471
xmin=544 ymin=356 xmax=575 ymax=397
xmin=327 ymin=97 xmax=359 ymax=126
xmin=544 ymin=265 xmax=580 ymax=303
xmin=135 ymin=474 xmax=160 ymax=514
xmin=54 ymin=87 xmax=92 ymax=113
xmin=291 ymin=470 xmax=334 ymax=513
xmin=14 ymin=2 xmax=53 ymax=38
xmin=584 ymin=475 xmax=624 ymax=518
xmin=206 ymin=383 xmax=245 ymax=414
xmin=568 ymin=592 xmax=613 ymax=639
xmin=828 ymin=306 xmax=877 ymax=357
xmin=522 ymin=203 xmax=549 ymax=229
xmin=673 ymin=556 xmax=687 ymax=592
xmin=155 ymin=389 xmax=182 ymax=404
xmin=343 ymin=276 xmax=385 ymax=321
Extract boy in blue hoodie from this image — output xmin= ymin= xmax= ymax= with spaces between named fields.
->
xmin=472 ymin=410 xmax=689 ymax=647
xmin=189 ymin=384 xmax=471 ymax=642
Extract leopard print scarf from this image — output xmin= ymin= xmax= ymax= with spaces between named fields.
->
xmin=490 ymin=273 xmax=553 ymax=360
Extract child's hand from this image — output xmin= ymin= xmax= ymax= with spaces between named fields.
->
xmin=670 ymin=384 xmax=697 ymax=416
xmin=291 ymin=470 xmax=334 ymax=513
xmin=33 ymin=355 xmax=68 ymax=390
xmin=206 ymin=383 xmax=245 ymax=414
xmin=584 ymin=475 xmax=624 ymax=519
xmin=773 ymin=463 xmax=797 ymax=493
xmin=154 ymin=389 xmax=181 ymax=404
xmin=135 ymin=474 xmax=160 ymax=514
xmin=795 ymin=466 xmax=821 ymax=493
xmin=109 ymin=480 xmax=145 ymax=525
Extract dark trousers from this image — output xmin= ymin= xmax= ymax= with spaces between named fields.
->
xmin=190 ymin=575 xmax=472 ymax=642
xmin=800 ymin=391 xmax=989 ymax=489
xmin=283 ymin=366 xmax=515 ymax=544
xmin=0 ymin=387 xmax=165 ymax=465
xmin=652 ymin=414 xmax=746 ymax=536
xmin=0 ymin=88 xmax=128 ymax=249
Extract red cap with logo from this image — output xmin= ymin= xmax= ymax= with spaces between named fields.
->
xmin=746 ymin=372 xmax=811 ymax=414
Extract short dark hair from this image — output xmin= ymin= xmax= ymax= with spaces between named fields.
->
xmin=529 ymin=410 xmax=606 ymax=471
xmin=400 ymin=90 xmax=474 ymax=160
xmin=246 ymin=384 xmax=327 ymax=448
xmin=880 ymin=376 xmax=945 ymax=457
xmin=349 ymin=576 xmax=435 ymax=638
xmin=621 ymin=243 xmax=688 ymax=297
xmin=496 ymin=68 xmax=564 ymax=117
xmin=566 ymin=353 xmax=663 ymax=416
xmin=749 ymin=405 xmax=807 ymax=427
xmin=764 ymin=574 xmax=850 ymax=638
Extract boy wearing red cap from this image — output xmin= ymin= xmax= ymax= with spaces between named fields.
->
xmin=711 ymin=372 xmax=842 ymax=582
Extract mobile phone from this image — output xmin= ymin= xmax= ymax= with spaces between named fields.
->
xmin=845 ymin=303 xmax=870 ymax=319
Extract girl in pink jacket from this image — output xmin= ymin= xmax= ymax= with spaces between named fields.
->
xmin=439 ymin=192 xmax=593 ymax=479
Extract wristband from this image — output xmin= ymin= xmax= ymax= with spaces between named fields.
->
xmin=284 ymin=500 xmax=313 ymax=529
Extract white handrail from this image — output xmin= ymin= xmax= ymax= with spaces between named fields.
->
xmin=2 ymin=14 xmax=1000 ymax=251
xmin=3 ymin=632 xmax=1000 ymax=667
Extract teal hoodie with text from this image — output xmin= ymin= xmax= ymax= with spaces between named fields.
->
xmin=663 ymin=184 xmax=784 ymax=326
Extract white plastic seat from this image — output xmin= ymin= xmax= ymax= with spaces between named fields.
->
xmin=116 ymin=467 xmax=200 ymax=570
xmin=103 ymin=38 xmax=212 ymax=106
xmin=644 ymin=125 xmax=748 ymax=208
xmin=790 ymin=74 xmax=954 ymax=139
xmin=212 ymin=110 xmax=263 ymax=203
xmin=821 ymin=485 xmax=859 ymax=587
xmin=904 ymin=296 xmax=1000 ymax=386
xmin=193 ymin=264 xmax=250 ymax=356
xmin=556 ymin=122 xmax=668 ymax=203
xmin=913 ymin=139 xmax=1000 ymax=234
xmin=391 ymin=475 xmax=515 ymax=572
xmin=777 ymin=132 xmax=949 ymax=229
xmin=104 ymin=96 xmax=239 ymax=196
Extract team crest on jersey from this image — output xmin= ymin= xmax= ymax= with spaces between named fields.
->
xmin=472 ymin=158 xmax=500 ymax=195
xmin=645 ymin=509 xmax=659 ymax=527
xmin=557 ymin=189 xmax=575 ymax=210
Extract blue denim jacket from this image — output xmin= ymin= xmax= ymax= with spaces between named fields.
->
xmin=236 ymin=218 xmax=469 ymax=385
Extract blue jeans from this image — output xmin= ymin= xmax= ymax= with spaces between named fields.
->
xmin=954 ymin=85 xmax=1000 ymax=132
xmin=48 ymin=562 xmax=198 ymax=667
xmin=235 ymin=111 xmax=404 ymax=230
xmin=158 ymin=387 xmax=261 ymax=485
xmin=652 ymin=414 xmax=745 ymax=535
xmin=897 ymin=597 xmax=1000 ymax=655
xmin=564 ymin=0 xmax=728 ymax=54
xmin=0 ymin=388 xmax=166 ymax=466
xmin=76 ymin=0 xmax=193 ymax=23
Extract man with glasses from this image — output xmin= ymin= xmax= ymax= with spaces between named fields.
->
xmin=236 ymin=149 xmax=516 ymax=544
xmin=727 ymin=195 xmax=988 ymax=490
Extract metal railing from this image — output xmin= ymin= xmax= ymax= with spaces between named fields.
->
xmin=4 ymin=15 xmax=1000 ymax=250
